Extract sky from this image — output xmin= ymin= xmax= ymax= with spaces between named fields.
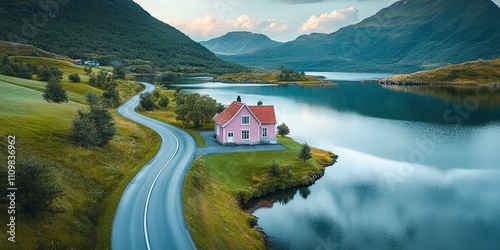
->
xmin=133 ymin=0 xmax=500 ymax=42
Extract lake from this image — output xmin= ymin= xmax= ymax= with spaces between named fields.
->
xmin=175 ymin=73 xmax=500 ymax=250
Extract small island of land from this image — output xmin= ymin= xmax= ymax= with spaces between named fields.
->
xmin=213 ymin=66 xmax=338 ymax=86
xmin=379 ymin=58 xmax=500 ymax=87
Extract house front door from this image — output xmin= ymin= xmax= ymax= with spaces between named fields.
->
xmin=227 ymin=131 xmax=234 ymax=143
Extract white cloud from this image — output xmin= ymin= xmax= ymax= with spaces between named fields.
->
xmin=300 ymin=7 xmax=359 ymax=33
xmin=167 ymin=14 xmax=292 ymax=41
xmin=167 ymin=14 xmax=261 ymax=39
xmin=263 ymin=19 xmax=288 ymax=32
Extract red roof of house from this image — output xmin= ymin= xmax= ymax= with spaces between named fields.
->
xmin=213 ymin=101 xmax=276 ymax=126
xmin=248 ymin=105 xmax=276 ymax=124
xmin=213 ymin=101 xmax=244 ymax=126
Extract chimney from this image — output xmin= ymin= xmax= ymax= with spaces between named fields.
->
xmin=257 ymin=101 xmax=263 ymax=106
xmin=237 ymin=96 xmax=242 ymax=102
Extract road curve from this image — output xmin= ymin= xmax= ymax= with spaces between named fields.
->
xmin=112 ymin=82 xmax=197 ymax=250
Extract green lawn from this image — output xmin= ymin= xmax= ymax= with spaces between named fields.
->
xmin=0 ymin=70 xmax=159 ymax=249
xmin=183 ymin=137 xmax=336 ymax=249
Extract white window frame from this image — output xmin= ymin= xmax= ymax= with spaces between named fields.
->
xmin=241 ymin=130 xmax=250 ymax=140
xmin=262 ymin=127 xmax=268 ymax=138
xmin=241 ymin=116 xmax=250 ymax=125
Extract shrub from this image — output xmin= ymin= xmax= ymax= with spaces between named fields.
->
xmin=277 ymin=123 xmax=290 ymax=137
xmin=71 ymin=92 xmax=116 ymax=147
xmin=43 ymin=77 xmax=68 ymax=103
xmin=68 ymin=73 xmax=81 ymax=83
xmin=17 ymin=156 xmax=62 ymax=213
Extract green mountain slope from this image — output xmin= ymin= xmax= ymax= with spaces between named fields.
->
xmin=0 ymin=0 xmax=244 ymax=73
xmin=200 ymin=31 xmax=282 ymax=55
xmin=222 ymin=0 xmax=500 ymax=73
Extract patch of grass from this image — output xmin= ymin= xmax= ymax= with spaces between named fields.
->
xmin=183 ymin=136 xmax=336 ymax=249
xmin=0 ymin=77 xmax=160 ymax=249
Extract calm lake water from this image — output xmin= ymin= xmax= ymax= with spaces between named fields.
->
xmin=175 ymin=73 xmax=500 ymax=250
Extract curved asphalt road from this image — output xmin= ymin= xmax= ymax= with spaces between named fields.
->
xmin=112 ymin=82 xmax=197 ymax=250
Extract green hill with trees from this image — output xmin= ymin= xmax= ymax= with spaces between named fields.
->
xmin=0 ymin=0 xmax=245 ymax=74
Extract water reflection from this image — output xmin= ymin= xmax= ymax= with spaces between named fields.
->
xmin=174 ymin=75 xmax=500 ymax=250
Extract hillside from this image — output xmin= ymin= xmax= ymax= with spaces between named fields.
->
xmin=0 ymin=0 xmax=244 ymax=74
xmin=222 ymin=0 xmax=500 ymax=73
xmin=0 ymin=56 xmax=160 ymax=249
xmin=0 ymin=41 xmax=68 ymax=59
xmin=200 ymin=31 xmax=282 ymax=55
xmin=379 ymin=58 xmax=500 ymax=86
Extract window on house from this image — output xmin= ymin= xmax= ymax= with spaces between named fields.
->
xmin=241 ymin=130 xmax=250 ymax=140
xmin=262 ymin=128 xmax=268 ymax=137
xmin=241 ymin=116 xmax=250 ymax=125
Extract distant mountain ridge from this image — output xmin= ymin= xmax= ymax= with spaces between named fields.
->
xmin=222 ymin=0 xmax=500 ymax=73
xmin=0 ymin=0 xmax=244 ymax=73
xmin=200 ymin=32 xmax=282 ymax=55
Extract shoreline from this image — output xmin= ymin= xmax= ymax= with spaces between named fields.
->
xmin=211 ymin=78 xmax=338 ymax=87
xmin=378 ymin=78 xmax=500 ymax=87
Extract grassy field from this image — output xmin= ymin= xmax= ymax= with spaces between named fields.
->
xmin=382 ymin=58 xmax=500 ymax=85
xmin=0 ymin=58 xmax=160 ymax=249
xmin=183 ymin=137 xmax=336 ymax=249
xmin=214 ymin=71 xmax=337 ymax=86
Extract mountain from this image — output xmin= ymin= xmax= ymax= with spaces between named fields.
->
xmin=200 ymin=31 xmax=282 ymax=55
xmin=0 ymin=0 xmax=244 ymax=74
xmin=221 ymin=0 xmax=500 ymax=73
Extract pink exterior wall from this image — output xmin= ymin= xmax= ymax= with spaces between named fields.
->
xmin=215 ymin=105 xmax=277 ymax=144
xmin=222 ymin=106 xmax=260 ymax=143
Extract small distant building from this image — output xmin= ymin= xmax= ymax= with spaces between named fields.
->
xmin=73 ymin=59 xmax=83 ymax=65
xmin=83 ymin=60 xmax=100 ymax=67
xmin=213 ymin=96 xmax=277 ymax=145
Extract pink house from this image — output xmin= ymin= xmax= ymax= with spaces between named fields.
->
xmin=213 ymin=96 xmax=277 ymax=145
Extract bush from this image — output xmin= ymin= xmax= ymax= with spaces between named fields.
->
xmin=102 ymin=86 xmax=121 ymax=108
xmin=140 ymin=93 xmax=155 ymax=111
xmin=37 ymin=65 xmax=63 ymax=81
xmin=16 ymin=156 xmax=62 ymax=213
xmin=158 ymin=96 xmax=169 ymax=108
xmin=43 ymin=77 xmax=68 ymax=103
xmin=71 ymin=92 xmax=116 ymax=147
xmin=68 ymin=73 xmax=81 ymax=83
xmin=277 ymin=123 xmax=290 ymax=137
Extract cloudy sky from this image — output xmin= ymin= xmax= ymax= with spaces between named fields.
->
xmin=133 ymin=0 xmax=500 ymax=42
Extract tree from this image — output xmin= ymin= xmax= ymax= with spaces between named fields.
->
xmin=102 ymin=86 xmax=121 ymax=108
xmin=157 ymin=72 xmax=177 ymax=88
xmin=16 ymin=156 xmax=62 ymax=213
xmin=43 ymin=77 xmax=68 ymax=103
xmin=175 ymin=93 xmax=221 ymax=127
xmin=37 ymin=65 xmax=63 ymax=81
xmin=140 ymin=93 xmax=155 ymax=111
xmin=112 ymin=66 xmax=126 ymax=79
xmin=71 ymin=92 xmax=116 ymax=147
xmin=158 ymin=96 xmax=169 ymax=108
xmin=84 ymin=66 xmax=93 ymax=76
xmin=277 ymin=123 xmax=290 ymax=137
xmin=298 ymin=142 xmax=312 ymax=163
xmin=68 ymin=73 xmax=81 ymax=83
